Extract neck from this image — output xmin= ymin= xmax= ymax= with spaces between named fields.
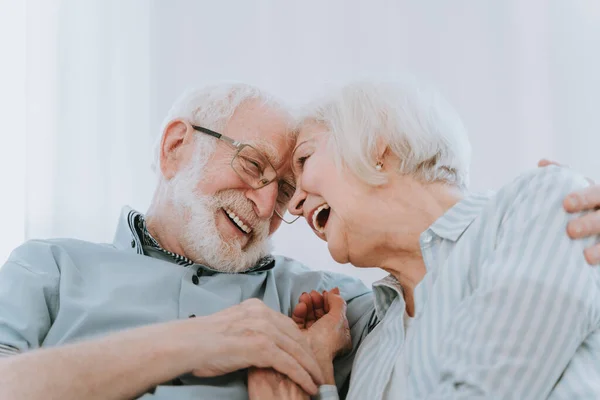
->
xmin=145 ymin=189 xmax=188 ymax=258
xmin=376 ymin=180 xmax=463 ymax=316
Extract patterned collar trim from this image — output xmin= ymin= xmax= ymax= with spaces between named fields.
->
xmin=112 ymin=206 xmax=275 ymax=274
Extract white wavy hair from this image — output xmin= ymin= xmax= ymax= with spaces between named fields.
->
xmin=151 ymin=82 xmax=290 ymax=176
xmin=297 ymin=79 xmax=472 ymax=190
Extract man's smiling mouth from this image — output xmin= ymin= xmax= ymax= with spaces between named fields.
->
xmin=223 ymin=208 xmax=252 ymax=234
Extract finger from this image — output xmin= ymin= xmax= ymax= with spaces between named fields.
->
xmin=538 ymin=159 xmax=558 ymax=167
xmin=584 ymin=243 xmax=600 ymax=266
xmin=260 ymin=342 xmax=319 ymax=395
xmin=264 ymin=326 xmax=325 ymax=388
xmin=564 ymin=186 xmax=600 ymax=213
xmin=325 ymin=288 xmax=346 ymax=316
xmin=305 ymin=292 xmax=315 ymax=323
xmin=567 ymin=210 xmax=600 ymax=239
xmin=310 ymin=290 xmax=325 ymax=319
xmin=261 ymin=312 xmax=325 ymax=385
xmin=292 ymin=302 xmax=308 ymax=329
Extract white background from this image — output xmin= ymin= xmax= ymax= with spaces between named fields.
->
xmin=1 ymin=0 xmax=599 ymax=285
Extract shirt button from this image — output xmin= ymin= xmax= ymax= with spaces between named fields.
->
xmin=192 ymin=275 xmax=199 ymax=285
xmin=422 ymin=234 xmax=432 ymax=244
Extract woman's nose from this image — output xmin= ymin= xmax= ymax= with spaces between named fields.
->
xmin=288 ymin=186 xmax=307 ymax=216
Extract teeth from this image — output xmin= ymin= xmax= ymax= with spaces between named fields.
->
xmin=225 ymin=208 xmax=252 ymax=234
xmin=312 ymin=204 xmax=330 ymax=233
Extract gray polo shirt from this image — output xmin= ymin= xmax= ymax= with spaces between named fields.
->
xmin=0 ymin=207 xmax=375 ymax=399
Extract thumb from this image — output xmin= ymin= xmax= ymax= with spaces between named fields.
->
xmin=325 ymin=287 xmax=347 ymax=316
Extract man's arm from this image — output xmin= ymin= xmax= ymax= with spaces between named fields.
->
xmin=0 ymin=319 xmax=203 ymax=400
xmin=429 ymin=167 xmax=600 ymax=398
xmin=0 ymin=243 xmax=325 ymax=399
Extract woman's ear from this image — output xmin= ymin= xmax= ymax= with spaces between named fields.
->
xmin=375 ymin=136 xmax=389 ymax=165
xmin=159 ymin=119 xmax=194 ymax=180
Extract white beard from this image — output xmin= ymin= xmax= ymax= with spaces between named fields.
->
xmin=167 ymin=158 xmax=272 ymax=273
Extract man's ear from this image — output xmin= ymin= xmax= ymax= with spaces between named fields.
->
xmin=159 ymin=119 xmax=194 ymax=180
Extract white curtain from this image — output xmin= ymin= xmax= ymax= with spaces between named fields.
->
xmin=2 ymin=0 xmax=599 ymax=284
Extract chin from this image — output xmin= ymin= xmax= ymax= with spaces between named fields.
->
xmin=328 ymin=242 xmax=350 ymax=264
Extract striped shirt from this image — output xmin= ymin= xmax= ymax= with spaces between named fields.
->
xmin=319 ymin=166 xmax=600 ymax=399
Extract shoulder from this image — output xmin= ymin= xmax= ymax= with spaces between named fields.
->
xmin=495 ymin=166 xmax=589 ymax=209
xmin=5 ymin=238 xmax=116 ymax=274
xmin=271 ymin=255 xmax=368 ymax=288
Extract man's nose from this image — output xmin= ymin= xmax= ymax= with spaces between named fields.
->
xmin=247 ymin=181 xmax=279 ymax=219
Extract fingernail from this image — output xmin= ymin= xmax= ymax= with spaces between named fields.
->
xmin=571 ymin=223 xmax=583 ymax=235
xmin=567 ymin=195 xmax=580 ymax=209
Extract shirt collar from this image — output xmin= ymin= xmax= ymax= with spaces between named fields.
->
xmin=370 ymin=192 xmax=495 ymax=321
xmin=112 ymin=206 xmax=275 ymax=274
xmin=425 ymin=191 xmax=494 ymax=242
xmin=372 ymin=275 xmax=404 ymax=321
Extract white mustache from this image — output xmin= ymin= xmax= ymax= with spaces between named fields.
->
xmin=213 ymin=190 xmax=268 ymax=231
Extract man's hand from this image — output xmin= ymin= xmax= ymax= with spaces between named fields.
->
xmin=247 ymin=368 xmax=310 ymax=400
xmin=186 ymin=298 xmax=324 ymax=395
xmin=247 ymin=290 xmax=349 ymax=400
xmin=538 ymin=159 xmax=599 ymax=265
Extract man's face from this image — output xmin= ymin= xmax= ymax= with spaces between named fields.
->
xmin=167 ymin=100 xmax=294 ymax=272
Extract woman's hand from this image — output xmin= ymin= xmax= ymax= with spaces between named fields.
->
xmin=292 ymin=288 xmax=352 ymax=362
xmin=538 ymin=159 xmax=599 ymax=265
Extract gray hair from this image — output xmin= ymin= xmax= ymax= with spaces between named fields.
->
xmin=152 ymin=82 xmax=291 ymax=175
xmin=297 ymin=80 xmax=471 ymax=190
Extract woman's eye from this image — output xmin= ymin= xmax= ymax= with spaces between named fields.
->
xmin=294 ymin=155 xmax=309 ymax=170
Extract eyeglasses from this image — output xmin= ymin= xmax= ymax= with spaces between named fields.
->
xmin=192 ymin=125 xmax=300 ymax=224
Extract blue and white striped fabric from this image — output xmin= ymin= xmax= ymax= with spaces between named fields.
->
xmin=319 ymin=166 xmax=600 ymax=399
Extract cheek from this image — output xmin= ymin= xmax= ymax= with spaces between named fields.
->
xmin=323 ymin=211 xmax=351 ymax=264
xmin=301 ymin=156 xmax=340 ymax=195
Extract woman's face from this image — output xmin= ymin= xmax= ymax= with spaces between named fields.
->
xmin=289 ymin=123 xmax=387 ymax=267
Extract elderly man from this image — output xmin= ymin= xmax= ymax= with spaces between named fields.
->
xmin=0 ymin=84 xmax=375 ymax=400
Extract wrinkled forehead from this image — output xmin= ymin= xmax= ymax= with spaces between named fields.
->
xmin=293 ymin=121 xmax=329 ymax=150
xmin=224 ymin=100 xmax=295 ymax=167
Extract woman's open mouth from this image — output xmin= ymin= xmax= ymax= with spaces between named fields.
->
xmin=310 ymin=203 xmax=330 ymax=234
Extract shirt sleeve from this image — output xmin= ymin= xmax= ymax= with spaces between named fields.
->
xmin=428 ymin=167 xmax=600 ymax=399
xmin=0 ymin=240 xmax=60 ymax=355
xmin=316 ymin=384 xmax=340 ymax=400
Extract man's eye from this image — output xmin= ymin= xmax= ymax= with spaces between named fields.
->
xmin=240 ymin=157 xmax=264 ymax=176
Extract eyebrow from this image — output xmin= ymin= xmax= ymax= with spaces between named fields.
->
xmin=291 ymin=139 xmax=313 ymax=161
xmin=249 ymin=139 xmax=282 ymax=166
xmin=250 ymin=139 xmax=305 ymax=187
xmin=248 ymin=139 xmax=296 ymax=185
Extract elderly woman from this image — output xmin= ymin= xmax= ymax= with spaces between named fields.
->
xmin=250 ymin=80 xmax=600 ymax=400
